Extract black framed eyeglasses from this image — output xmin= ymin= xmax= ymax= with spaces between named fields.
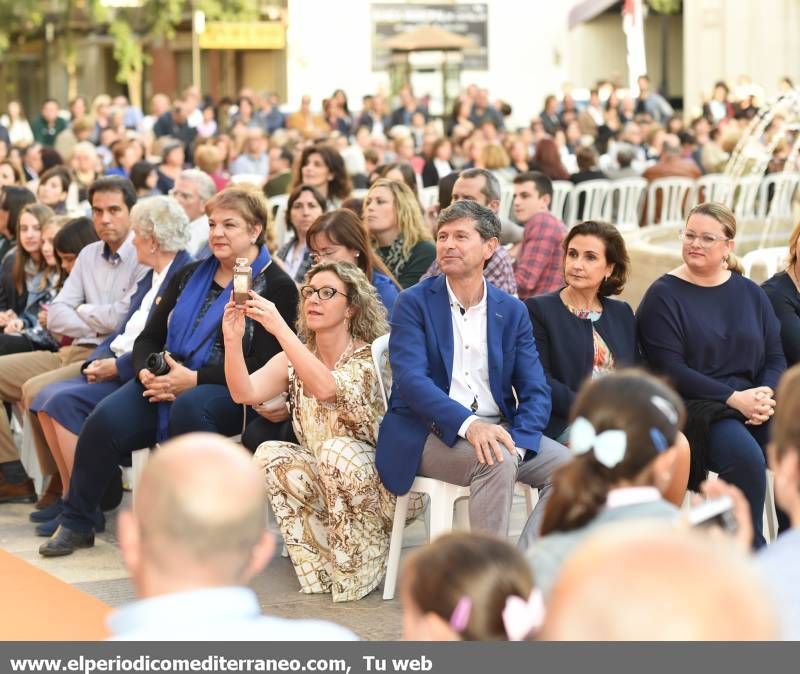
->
xmin=300 ymin=285 xmax=342 ymax=301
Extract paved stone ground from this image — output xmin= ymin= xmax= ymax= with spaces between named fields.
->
xmin=0 ymin=491 xmax=532 ymax=640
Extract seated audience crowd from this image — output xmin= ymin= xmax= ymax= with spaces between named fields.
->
xmin=0 ymin=77 xmax=798 ymax=641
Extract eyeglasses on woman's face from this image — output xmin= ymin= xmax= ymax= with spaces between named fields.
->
xmin=300 ymin=285 xmax=343 ymax=301
xmin=679 ymin=230 xmax=730 ymax=249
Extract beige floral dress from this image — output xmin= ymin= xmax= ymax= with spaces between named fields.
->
xmin=254 ymin=345 xmax=397 ymax=602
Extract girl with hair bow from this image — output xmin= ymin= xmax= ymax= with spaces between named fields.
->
xmin=400 ymin=531 xmax=543 ymax=641
xmin=525 ymin=369 xmax=690 ymax=596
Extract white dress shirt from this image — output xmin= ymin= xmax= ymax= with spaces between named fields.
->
xmin=109 ymin=260 xmax=173 ymax=357
xmin=446 ymin=278 xmax=501 ymax=438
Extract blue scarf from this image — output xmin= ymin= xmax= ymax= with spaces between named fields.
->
xmin=156 ymin=245 xmax=271 ymax=440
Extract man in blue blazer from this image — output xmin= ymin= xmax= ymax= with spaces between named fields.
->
xmin=376 ymin=200 xmax=570 ymax=537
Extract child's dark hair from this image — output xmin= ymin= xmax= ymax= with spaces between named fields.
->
xmin=401 ymin=532 xmax=534 ymax=641
xmin=540 ymin=369 xmax=686 ymax=535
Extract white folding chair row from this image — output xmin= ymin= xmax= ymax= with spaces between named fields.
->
xmin=759 ymin=173 xmax=800 ymax=219
xmin=550 ymin=180 xmax=573 ymax=224
xmin=696 ymin=174 xmax=734 ymax=207
xmin=601 ymin=177 xmax=647 ymax=231
xmin=564 ymin=179 xmax=612 ymax=227
xmin=646 ymin=177 xmax=696 ymax=227
xmin=732 ymin=175 xmax=762 ymax=220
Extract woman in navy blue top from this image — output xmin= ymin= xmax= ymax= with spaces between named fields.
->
xmin=762 ymin=221 xmax=800 ymax=366
xmin=637 ymin=202 xmax=787 ymax=547
xmin=525 ymin=220 xmax=689 ymax=509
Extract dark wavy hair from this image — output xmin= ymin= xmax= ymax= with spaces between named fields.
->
xmin=563 ymin=220 xmax=630 ymax=296
xmin=291 ymin=144 xmax=351 ymax=202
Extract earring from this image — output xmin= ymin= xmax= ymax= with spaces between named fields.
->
xmin=355 ymin=251 xmax=360 ymax=258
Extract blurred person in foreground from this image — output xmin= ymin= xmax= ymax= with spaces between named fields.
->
xmin=541 ymin=525 xmax=777 ymax=640
xmin=109 ymin=433 xmax=355 ymax=640
xmin=759 ymin=364 xmax=800 ymax=638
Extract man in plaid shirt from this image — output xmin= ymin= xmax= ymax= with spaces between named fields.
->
xmin=512 ymin=171 xmax=567 ymax=300
xmin=421 ymin=168 xmax=517 ymax=295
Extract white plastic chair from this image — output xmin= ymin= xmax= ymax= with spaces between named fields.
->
xmin=741 ymin=246 xmax=788 ymax=280
xmin=418 ymin=186 xmax=439 ymax=211
xmin=759 ymin=173 xmax=800 ymax=219
xmin=696 ymin=174 xmax=734 ymax=207
xmin=565 ymin=179 xmax=612 ymax=227
xmin=550 ymin=181 xmax=573 ymax=224
xmin=268 ymin=195 xmax=289 ymax=248
xmin=499 ymin=184 xmax=515 ymax=221
xmin=646 ymin=177 xmax=696 ymax=227
xmin=733 ymin=175 xmax=762 ymax=220
xmin=602 ymin=178 xmax=647 ymax=230
xmin=383 ymin=476 xmax=471 ymax=600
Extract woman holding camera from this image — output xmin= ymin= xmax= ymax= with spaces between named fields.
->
xmin=39 ymin=186 xmax=299 ymax=557
xmin=223 ymin=261 xmax=399 ymax=602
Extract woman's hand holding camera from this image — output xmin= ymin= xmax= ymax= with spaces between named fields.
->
xmin=222 ymin=295 xmax=246 ymax=343
xmin=243 ymin=290 xmax=289 ymax=338
xmin=140 ymin=353 xmax=197 ymax=403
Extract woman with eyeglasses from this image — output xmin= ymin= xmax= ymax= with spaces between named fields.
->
xmin=306 ymin=208 xmax=401 ymax=314
xmin=637 ymin=202 xmax=787 ymax=547
xmin=223 ymin=260 xmax=399 ymax=602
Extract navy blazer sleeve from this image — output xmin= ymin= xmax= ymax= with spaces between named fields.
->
xmin=527 ymin=297 xmax=577 ymax=423
xmin=388 ymin=289 xmax=472 ymax=447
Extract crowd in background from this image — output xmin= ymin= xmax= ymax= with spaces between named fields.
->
xmin=0 ymin=71 xmax=798 ymax=642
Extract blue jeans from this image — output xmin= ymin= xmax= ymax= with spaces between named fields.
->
xmin=707 ymin=418 xmax=788 ymax=549
xmin=63 ymin=380 xmax=248 ymax=532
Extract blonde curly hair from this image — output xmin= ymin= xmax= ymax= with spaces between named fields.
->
xmin=366 ymin=178 xmax=431 ymax=258
xmin=296 ymin=260 xmax=389 ymax=352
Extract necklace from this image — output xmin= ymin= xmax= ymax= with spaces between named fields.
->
xmin=563 ymin=286 xmax=601 ymax=313
xmin=331 ymin=337 xmax=355 ymax=370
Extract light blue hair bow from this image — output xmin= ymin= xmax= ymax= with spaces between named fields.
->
xmin=569 ymin=416 xmax=627 ymax=469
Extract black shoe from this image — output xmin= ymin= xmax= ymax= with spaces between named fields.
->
xmin=39 ymin=525 xmax=94 ymax=557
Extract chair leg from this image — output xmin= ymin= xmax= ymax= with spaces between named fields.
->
xmin=383 ymin=493 xmax=410 ymax=600
xmin=765 ymin=470 xmax=777 ymax=543
xmin=454 ymin=497 xmax=470 ymax=531
xmin=524 ymin=486 xmax=539 ymax=515
xmin=428 ymin=487 xmax=454 ymax=541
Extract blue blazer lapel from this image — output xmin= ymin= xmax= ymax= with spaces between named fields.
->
xmin=486 ymin=286 xmax=506 ymax=407
xmin=429 ymin=276 xmax=454 ymax=384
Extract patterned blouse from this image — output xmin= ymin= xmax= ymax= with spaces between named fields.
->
xmin=567 ymin=305 xmax=615 ymax=377
xmin=287 ymin=344 xmax=383 ymax=451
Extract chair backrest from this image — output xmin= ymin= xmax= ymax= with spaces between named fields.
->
xmin=550 ymin=181 xmax=573 ymax=223
xmin=602 ymin=177 xmax=647 ymax=231
xmin=646 ymin=177 xmax=696 ymax=227
xmin=759 ymin=173 xmax=800 ymax=218
xmin=371 ymin=333 xmax=391 ymax=414
xmin=419 ymin=186 xmax=439 ymax=210
xmin=733 ymin=175 xmax=761 ymax=220
xmin=696 ymin=174 xmax=734 ymax=207
xmin=268 ymin=194 xmax=289 ymax=247
xmin=230 ymin=173 xmax=265 ymax=187
xmin=499 ymin=184 xmax=515 ymax=221
xmin=565 ymin=179 xmax=612 ymax=227
xmin=742 ymin=246 xmax=789 ymax=280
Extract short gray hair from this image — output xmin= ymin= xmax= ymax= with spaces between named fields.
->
xmin=130 ymin=196 xmax=190 ymax=253
xmin=437 ymin=200 xmax=501 ymax=241
xmin=179 ymin=168 xmax=216 ymax=202
xmin=459 ymin=167 xmax=501 ymax=203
